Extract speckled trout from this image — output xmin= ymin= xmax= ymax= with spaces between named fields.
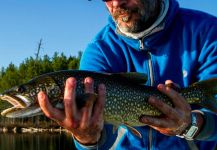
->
xmin=1 ymin=70 xmax=217 ymax=127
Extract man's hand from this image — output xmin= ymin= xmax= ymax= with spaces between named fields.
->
xmin=38 ymin=77 xmax=106 ymax=145
xmin=140 ymin=80 xmax=192 ymax=136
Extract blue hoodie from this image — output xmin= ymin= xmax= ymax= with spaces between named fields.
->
xmin=77 ymin=0 xmax=217 ymax=149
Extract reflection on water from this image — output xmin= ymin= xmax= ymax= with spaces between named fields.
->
xmin=0 ymin=132 xmax=76 ymax=150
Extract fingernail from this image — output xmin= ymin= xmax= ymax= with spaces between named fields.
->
xmin=38 ymin=92 xmax=45 ymax=100
xmin=67 ymin=77 xmax=76 ymax=86
xmin=84 ymin=77 xmax=92 ymax=84
xmin=165 ymin=80 xmax=173 ymax=85
xmin=99 ymin=84 xmax=106 ymax=90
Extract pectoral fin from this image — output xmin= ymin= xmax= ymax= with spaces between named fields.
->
xmin=124 ymin=123 xmax=142 ymax=138
xmin=111 ymin=124 xmax=142 ymax=138
xmin=112 ymin=125 xmax=119 ymax=134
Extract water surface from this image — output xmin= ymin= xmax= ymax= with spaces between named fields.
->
xmin=0 ymin=132 xmax=76 ymax=150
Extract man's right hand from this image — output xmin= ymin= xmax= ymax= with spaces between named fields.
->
xmin=37 ymin=77 xmax=106 ymax=145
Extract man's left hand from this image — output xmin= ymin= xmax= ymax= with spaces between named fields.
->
xmin=139 ymin=80 xmax=192 ymax=136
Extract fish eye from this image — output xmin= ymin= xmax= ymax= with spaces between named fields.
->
xmin=16 ymin=85 xmax=26 ymax=93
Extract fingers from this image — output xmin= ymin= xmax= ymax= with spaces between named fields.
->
xmin=157 ymin=83 xmax=190 ymax=111
xmin=64 ymin=77 xmax=77 ymax=120
xmin=165 ymin=80 xmax=181 ymax=92
xmin=38 ymin=91 xmax=64 ymax=122
xmin=92 ymin=84 xmax=106 ymax=123
xmin=80 ymin=79 xmax=106 ymax=129
xmin=148 ymin=96 xmax=179 ymax=120
xmin=76 ymin=77 xmax=105 ymax=143
xmin=139 ymin=80 xmax=193 ymax=136
xmin=80 ymin=95 xmax=96 ymax=128
xmin=140 ymin=115 xmax=169 ymax=128
xmin=38 ymin=76 xmax=105 ymax=144
xmin=80 ymin=77 xmax=95 ymax=128
xmin=84 ymin=77 xmax=94 ymax=93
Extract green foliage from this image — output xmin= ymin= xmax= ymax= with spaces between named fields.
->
xmin=0 ymin=51 xmax=81 ymax=93
xmin=0 ymin=63 xmax=21 ymax=91
xmin=0 ymin=51 xmax=81 ymax=128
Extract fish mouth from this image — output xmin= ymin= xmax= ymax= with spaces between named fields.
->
xmin=0 ymin=94 xmax=32 ymax=117
xmin=1 ymin=106 xmax=43 ymax=118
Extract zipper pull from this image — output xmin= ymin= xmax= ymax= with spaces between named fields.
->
xmin=139 ymin=39 xmax=145 ymax=50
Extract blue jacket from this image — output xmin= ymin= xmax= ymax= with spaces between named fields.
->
xmin=77 ymin=0 xmax=217 ymax=149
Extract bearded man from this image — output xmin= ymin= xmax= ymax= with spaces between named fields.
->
xmin=38 ymin=0 xmax=217 ymax=149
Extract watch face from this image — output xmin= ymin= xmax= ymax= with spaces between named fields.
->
xmin=185 ymin=126 xmax=198 ymax=137
xmin=183 ymin=113 xmax=199 ymax=140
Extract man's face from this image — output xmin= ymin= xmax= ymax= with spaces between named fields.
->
xmin=105 ymin=0 xmax=161 ymax=33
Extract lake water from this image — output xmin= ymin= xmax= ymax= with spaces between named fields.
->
xmin=0 ymin=132 xmax=76 ymax=150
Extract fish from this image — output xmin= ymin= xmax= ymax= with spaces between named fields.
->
xmin=0 ymin=70 xmax=217 ymax=128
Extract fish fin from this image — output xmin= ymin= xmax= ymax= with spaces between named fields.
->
xmin=192 ymin=78 xmax=217 ymax=113
xmin=112 ymin=125 xmax=119 ymax=134
xmin=30 ymin=76 xmax=55 ymax=84
xmin=124 ymin=123 xmax=142 ymax=138
xmin=76 ymin=93 xmax=98 ymax=109
xmin=112 ymin=72 xmax=147 ymax=85
xmin=198 ymin=98 xmax=217 ymax=113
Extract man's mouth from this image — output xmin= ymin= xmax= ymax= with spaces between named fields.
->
xmin=113 ymin=7 xmax=140 ymax=23
xmin=113 ymin=8 xmax=130 ymax=19
xmin=121 ymin=15 xmax=130 ymax=22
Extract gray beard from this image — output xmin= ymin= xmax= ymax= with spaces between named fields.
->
xmin=115 ymin=0 xmax=161 ymax=33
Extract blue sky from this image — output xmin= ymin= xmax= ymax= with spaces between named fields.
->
xmin=0 ymin=0 xmax=217 ymax=68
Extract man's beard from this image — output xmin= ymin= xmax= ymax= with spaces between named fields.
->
xmin=111 ymin=0 xmax=160 ymax=33
xmin=113 ymin=8 xmax=145 ymax=33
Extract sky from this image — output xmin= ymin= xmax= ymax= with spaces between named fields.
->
xmin=0 ymin=0 xmax=217 ymax=69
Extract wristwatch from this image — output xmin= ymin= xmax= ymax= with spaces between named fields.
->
xmin=177 ymin=113 xmax=198 ymax=140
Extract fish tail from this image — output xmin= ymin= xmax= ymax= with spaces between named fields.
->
xmin=193 ymin=78 xmax=217 ymax=113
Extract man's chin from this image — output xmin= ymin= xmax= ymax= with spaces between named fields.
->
xmin=118 ymin=26 xmax=134 ymax=33
xmin=117 ymin=21 xmax=137 ymax=33
xmin=116 ymin=16 xmax=142 ymax=32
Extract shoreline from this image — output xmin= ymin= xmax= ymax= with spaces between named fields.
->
xmin=0 ymin=127 xmax=68 ymax=133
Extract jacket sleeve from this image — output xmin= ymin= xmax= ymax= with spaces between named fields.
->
xmin=73 ymin=124 xmax=119 ymax=150
xmin=196 ymin=110 xmax=217 ymax=141
xmin=195 ymin=23 xmax=217 ymax=141
xmin=79 ymin=42 xmax=111 ymax=72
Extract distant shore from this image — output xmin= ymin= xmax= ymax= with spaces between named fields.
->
xmin=0 ymin=126 xmax=67 ymax=133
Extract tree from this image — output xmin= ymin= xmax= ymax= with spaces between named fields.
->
xmin=52 ymin=52 xmax=68 ymax=71
xmin=41 ymin=55 xmax=53 ymax=73
xmin=0 ymin=63 xmax=21 ymax=91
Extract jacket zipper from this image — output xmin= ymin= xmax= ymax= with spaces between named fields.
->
xmin=139 ymin=39 xmax=154 ymax=85
xmin=139 ymin=39 xmax=154 ymax=150
xmin=147 ymin=52 xmax=154 ymax=86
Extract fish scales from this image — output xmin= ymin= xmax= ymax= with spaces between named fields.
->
xmin=48 ymin=71 xmax=166 ymax=125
